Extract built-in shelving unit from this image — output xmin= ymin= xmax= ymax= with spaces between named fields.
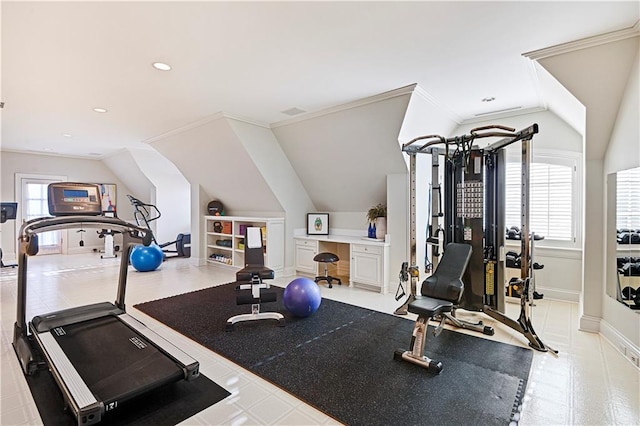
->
xmin=204 ymin=216 xmax=284 ymax=275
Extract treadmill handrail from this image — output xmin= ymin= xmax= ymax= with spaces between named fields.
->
xmin=14 ymin=215 xmax=154 ymax=356
xmin=19 ymin=215 xmax=151 ymax=239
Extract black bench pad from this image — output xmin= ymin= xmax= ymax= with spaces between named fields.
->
xmin=408 ymin=297 xmax=454 ymax=318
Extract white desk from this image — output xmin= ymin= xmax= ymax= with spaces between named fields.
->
xmin=294 ymin=234 xmax=390 ymax=294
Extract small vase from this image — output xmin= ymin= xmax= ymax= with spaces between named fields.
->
xmin=375 ymin=217 xmax=386 ymax=240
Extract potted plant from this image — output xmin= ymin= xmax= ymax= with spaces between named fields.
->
xmin=366 ymin=203 xmax=387 ymax=239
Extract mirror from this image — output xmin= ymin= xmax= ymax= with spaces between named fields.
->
xmin=607 ymin=167 xmax=640 ymax=310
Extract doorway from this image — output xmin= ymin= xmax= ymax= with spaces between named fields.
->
xmin=15 ymin=174 xmax=67 ymax=255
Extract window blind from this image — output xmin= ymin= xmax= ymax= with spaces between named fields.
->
xmin=505 ymin=161 xmax=574 ymax=241
xmin=616 ymin=167 xmax=640 ymax=230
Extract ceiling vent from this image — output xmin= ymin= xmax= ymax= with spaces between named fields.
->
xmin=474 ymin=106 xmax=522 ymax=117
xmin=281 ymin=107 xmax=306 ymax=116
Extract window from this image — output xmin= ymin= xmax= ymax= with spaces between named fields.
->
xmin=505 ymin=151 xmax=580 ymax=246
xmin=15 ymin=174 xmax=66 ymax=255
xmin=616 ymin=167 xmax=640 ymax=230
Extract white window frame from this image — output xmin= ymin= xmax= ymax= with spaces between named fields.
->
xmin=14 ymin=173 xmax=68 ymax=255
xmin=505 ymin=149 xmax=582 ymax=250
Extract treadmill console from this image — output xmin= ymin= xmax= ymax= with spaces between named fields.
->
xmin=48 ymin=182 xmax=102 ymax=216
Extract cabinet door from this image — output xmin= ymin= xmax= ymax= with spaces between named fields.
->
xmin=351 ymin=245 xmax=382 ymax=286
xmin=295 ymin=241 xmax=317 ymax=274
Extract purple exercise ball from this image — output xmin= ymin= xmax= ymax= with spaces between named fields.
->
xmin=283 ymin=277 xmax=322 ymax=318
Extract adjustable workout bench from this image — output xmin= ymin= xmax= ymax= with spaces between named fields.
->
xmin=226 ymin=227 xmax=284 ymax=331
xmin=394 ymin=243 xmax=472 ymax=374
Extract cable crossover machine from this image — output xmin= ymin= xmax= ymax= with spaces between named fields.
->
xmin=394 ymin=123 xmax=557 ymax=354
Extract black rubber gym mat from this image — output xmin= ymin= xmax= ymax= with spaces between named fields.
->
xmin=26 ymin=366 xmax=229 ymax=426
xmin=136 ymin=283 xmax=533 ymax=425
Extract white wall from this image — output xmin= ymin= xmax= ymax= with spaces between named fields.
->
xmin=602 ymin=45 xmax=640 ymax=348
xmin=227 ymin=118 xmax=314 ymax=273
xmin=272 ymin=89 xmax=410 ymax=227
xmin=396 ymin=87 xmax=459 ymax=276
xmin=535 ymin=37 xmax=638 ymax=337
xmin=0 ymin=151 xmax=137 ymax=260
xmin=127 ymin=149 xmax=190 ymax=246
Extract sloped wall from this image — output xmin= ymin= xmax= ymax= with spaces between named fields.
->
xmin=148 ymin=115 xmax=286 ymax=264
xmin=127 ymin=149 xmax=190 ymax=246
xmin=102 ymin=149 xmax=154 ymax=203
xmin=271 ymin=90 xmax=411 ymax=221
xmin=227 ymin=118 xmax=315 ymax=272
xmin=149 ymin=116 xmax=283 ymax=215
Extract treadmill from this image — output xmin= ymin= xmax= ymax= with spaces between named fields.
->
xmin=12 ymin=183 xmax=199 ymax=426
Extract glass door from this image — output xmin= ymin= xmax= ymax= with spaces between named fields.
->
xmin=21 ymin=178 xmax=64 ymax=255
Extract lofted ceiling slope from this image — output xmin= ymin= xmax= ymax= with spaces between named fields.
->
xmin=272 ymin=91 xmax=411 ymax=212
xmin=1 ymin=1 xmax=638 ymax=158
xmin=534 ymin=36 xmax=639 ymax=160
xmin=149 ymin=116 xmax=283 ymax=214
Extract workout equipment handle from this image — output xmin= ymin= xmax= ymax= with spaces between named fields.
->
xmin=14 ymin=215 xmax=154 ymax=346
xmin=19 ymin=215 xmax=153 ymax=244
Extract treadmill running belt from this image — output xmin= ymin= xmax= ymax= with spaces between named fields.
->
xmin=51 ymin=315 xmax=184 ymax=404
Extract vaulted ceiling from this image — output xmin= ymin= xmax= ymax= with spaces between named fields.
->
xmin=2 ymin=1 xmax=638 ymax=158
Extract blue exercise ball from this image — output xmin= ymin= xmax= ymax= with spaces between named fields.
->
xmin=130 ymin=244 xmax=164 ymax=272
xmin=283 ymin=277 xmax=322 ymax=318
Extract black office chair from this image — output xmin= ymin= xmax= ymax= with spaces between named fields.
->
xmin=394 ymin=243 xmax=472 ymax=374
xmin=226 ymin=227 xmax=284 ymax=331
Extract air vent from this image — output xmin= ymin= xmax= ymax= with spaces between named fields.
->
xmin=88 ymin=152 xmax=102 ymax=156
xmin=474 ymin=106 xmax=522 ymax=117
xmin=281 ymin=107 xmax=306 ymax=116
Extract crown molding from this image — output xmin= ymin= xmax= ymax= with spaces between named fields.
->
xmin=143 ymin=112 xmax=269 ymax=145
xmin=412 ymin=85 xmax=463 ymax=124
xmin=0 ymin=147 xmax=105 ymax=160
xmin=270 ymin=84 xmax=418 ymax=128
xmin=524 ymin=20 xmax=640 ymax=61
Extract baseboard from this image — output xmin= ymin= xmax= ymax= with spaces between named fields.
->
xmin=283 ymin=266 xmax=297 ymax=277
xmin=192 ymin=257 xmax=208 ymax=267
xmin=1 ymin=252 xmax=17 ymax=265
xmin=579 ymin=314 xmax=601 ymax=333
xmin=535 ymin=287 xmax=581 ymax=303
xmin=600 ymin=319 xmax=640 ymax=369
xmin=67 ymin=245 xmax=102 ymax=255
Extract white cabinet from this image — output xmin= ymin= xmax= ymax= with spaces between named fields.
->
xmin=294 ymin=239 xmax=318 ymax=275
xmin=351 ymin=244 xmax=388 ymax=294
xmin=204 ymin=216 xmax=284 ymax=275
xmin=293 ymin=235 xmax=389 ymax=294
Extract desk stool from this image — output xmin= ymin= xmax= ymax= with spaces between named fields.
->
xmin=313 ymin=252 xmax=342 ymax=288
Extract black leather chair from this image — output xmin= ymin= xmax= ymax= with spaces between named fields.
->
xmin=394 ymin=243 xmax=472 ymax=374
xmin=226 ymin=227 xmax=284 ymax=331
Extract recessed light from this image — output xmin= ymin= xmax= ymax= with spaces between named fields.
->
xmin=93 ymin=107 xmax=108 ymax=113
xmin=481 ymin=97 xmax=496 ymax=103
xmin=43 ymin=148 xmax=52 ymax=151
xmin=152 ymin=62 xmax=171 ymax=71
xmin=62 ymin=133 xmax=72 ymax=138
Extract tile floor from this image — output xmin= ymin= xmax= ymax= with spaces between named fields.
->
xmin=1 ymin=253 xmax=638 ymax=425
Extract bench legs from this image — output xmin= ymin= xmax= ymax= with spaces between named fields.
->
xmin=393 ymin=316 xmax=443 ymax=374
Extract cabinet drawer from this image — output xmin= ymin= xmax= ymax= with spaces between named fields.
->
xmin=295 ymin=239 xmax=317 ymax=247
xmin=352 ymin=244 xmax=382 ymax=255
